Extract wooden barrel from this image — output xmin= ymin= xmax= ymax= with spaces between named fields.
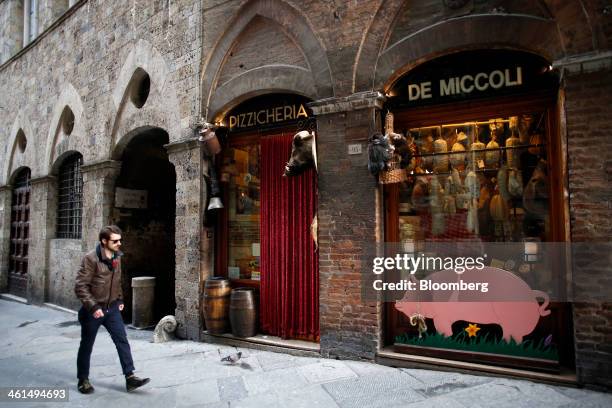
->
xmin=202 ymin=277 xmax=231 ymax=334
xmin=229 ymin=288 xmax=257 ymax=338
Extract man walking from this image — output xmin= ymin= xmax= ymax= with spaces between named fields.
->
xmin=75 ymin=225 xmax=150 ymax=394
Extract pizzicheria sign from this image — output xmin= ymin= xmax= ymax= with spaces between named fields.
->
xmin=228 ymin=104 xmax=309 ymax=130
xmin=224 ymin=94 xmax=312 ymax=131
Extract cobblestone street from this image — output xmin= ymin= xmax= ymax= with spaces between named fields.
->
xmin=0 ymin=299 xmax=610 ymax=407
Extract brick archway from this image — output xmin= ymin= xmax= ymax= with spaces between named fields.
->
xmin=200 ymin=0 xmax=334 ymax=120
xmin=357 ymin=13 xmax=563 ymax=92
xmin=350 ymin=0 xmax=602 ymax=92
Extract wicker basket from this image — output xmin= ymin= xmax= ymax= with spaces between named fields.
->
xmin=379 ymin=156 xmax=407 ymax=184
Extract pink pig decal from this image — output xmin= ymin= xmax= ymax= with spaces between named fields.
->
xmin=395 ymin=266 xmax=550 ymax=344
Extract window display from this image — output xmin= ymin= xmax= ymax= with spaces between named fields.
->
xmin=221 ymin=144 xmax=261 ymax=280
xmin=395 ymin=112 xmax=549 ymax=244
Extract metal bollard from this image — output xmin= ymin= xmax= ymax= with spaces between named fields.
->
xmin=131 ymin=276 xmax=156 ymax=328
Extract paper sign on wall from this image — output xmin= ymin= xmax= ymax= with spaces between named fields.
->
xmin=115 ymin=187 xmax=148 ymax=209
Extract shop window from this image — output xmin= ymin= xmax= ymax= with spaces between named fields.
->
xmin=220 ymin=141 xmax=261 ymax=281
xmin=382 ymin=50 xmax=572 ymax=371
xmin=396 ymin=113 xmax=549 ymax=244
xmin=56 ymin=153 xmax=83 ymax=239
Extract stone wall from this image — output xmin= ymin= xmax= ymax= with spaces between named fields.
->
xmin=0 ymin=0 xmax=23 ymax=64
xmin=27 ymin=176 xmax=57 ymax=303
xmin=167 ymin=139 xmax=202 ymax=340
xmin=48 ymin=238 xmax=83 ymax=309
xmin=38 ymin=1 xmax=70 ymax=34
xmin=0 ymin=0 xmax=203 ymax=335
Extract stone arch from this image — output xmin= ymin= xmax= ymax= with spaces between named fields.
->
xmin=109 ymin=39 xmax=180 ymax=158
xmin=111 ymin=121 xmax=168 ymax=161
xmin=201 ymin=0 xmax=333 ymax=120
xmin=50 ymin=150 xmax=83 ymax=176
xmin=210 ymin=67 xmax=317 ymax=122
xmin=3 ymin=112 xmax=36 ymax=186
xmin=352 ymin=0 xmax=588 ymax=92
xmin=45 ymin=83 xmax=85 ymax=175
xmin=8 ymin=166 xmax=31 ymax=185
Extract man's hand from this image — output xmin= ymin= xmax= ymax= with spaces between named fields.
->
xmin=93 ymin=309 xmax=104 ymax=319
xmin=119 ymin=303 xmax=124 ymax=311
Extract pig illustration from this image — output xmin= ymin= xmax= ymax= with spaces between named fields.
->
xmin=284 ymin=131 xmax=317 ymax=176
xmin=395 ymin=266 xmax=550 ymax=344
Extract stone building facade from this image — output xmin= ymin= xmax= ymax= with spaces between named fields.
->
xmin=1 ymin=0 xmax=611 ymax=389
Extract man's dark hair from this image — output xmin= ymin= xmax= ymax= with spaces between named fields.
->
xmin=99 ymin=225 xmax=122 ymax=242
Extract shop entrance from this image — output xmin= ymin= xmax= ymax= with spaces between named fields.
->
xmin=114 ymin=128 xmax=176 ymax=324
xmin=381 ymin=50 xmax=574 ymax=372
xmin=7 ymin=168 xmax=31 ymax=298
xmin=213 ymin=93 xmax=319 ymax=341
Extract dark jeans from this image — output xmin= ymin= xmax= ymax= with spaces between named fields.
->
xmin=76 ymin=302 xmax=135 ymax=380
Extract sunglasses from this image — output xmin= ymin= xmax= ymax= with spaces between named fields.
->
xmin=110 ymin=239 xmax=122 ymax=244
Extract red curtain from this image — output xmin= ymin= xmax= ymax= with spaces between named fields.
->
xmin=260 ymin=133 xmax=319 ymax=340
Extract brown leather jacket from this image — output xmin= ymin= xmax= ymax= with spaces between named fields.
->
xmin=75 ymin=244 xmax=123 ymax=313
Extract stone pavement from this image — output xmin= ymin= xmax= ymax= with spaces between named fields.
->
xmin=0 ymin=299 xmax=610 ymax=408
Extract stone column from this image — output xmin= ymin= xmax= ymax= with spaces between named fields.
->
xmin=308 ymin=91 xmax=385 ymax=360
xmin=80 ymin=160 xmax=122 ymax=249
xmin=166 ymin=137 xmax=202 ymax=340
xmin=27 ymin=175 xmax=57 ymax=304
xmin=0 ymin=185 xmax=12 ymax=293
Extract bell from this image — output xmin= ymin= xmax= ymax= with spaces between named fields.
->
xmin=207 ymin=197 xmax=224 ymax=210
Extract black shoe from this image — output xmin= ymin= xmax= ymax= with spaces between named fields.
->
xmin=126 ymin=374 xmax=150 ymax=392
xmin=78 ymin=378 xmax=94 ymax=394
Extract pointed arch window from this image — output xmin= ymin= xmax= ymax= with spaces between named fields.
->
xmin=56 ymin=153 xmax=83 ymax=239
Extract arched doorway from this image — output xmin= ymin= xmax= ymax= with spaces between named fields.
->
xmin=213 ymin=93 xmax=319 ymax=341
xmin=7 ymin=168 xmax=31 ymax=298
xmin=114 ymin=128 xmax=176 ymax=324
